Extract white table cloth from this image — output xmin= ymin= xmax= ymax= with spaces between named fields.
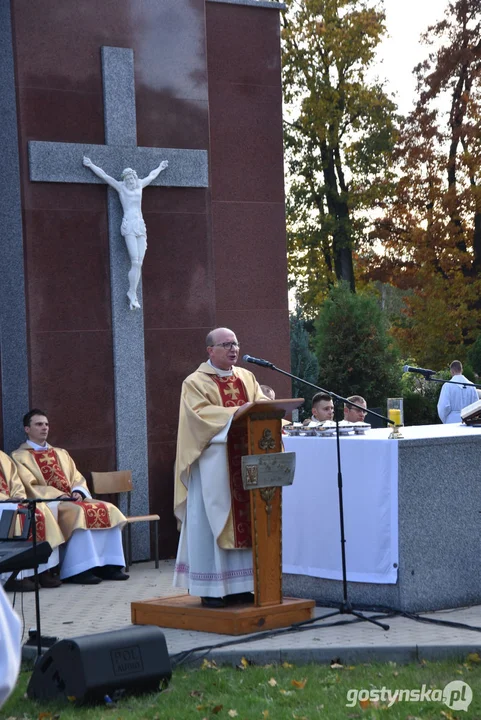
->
xmin=282 ymin=423 xmax=481 ymax=584
xmin=282 ymin=432 xmax=398 ymax=583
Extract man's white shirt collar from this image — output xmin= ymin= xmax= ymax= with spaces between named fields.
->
xmin=26 ymin=440 xmax=48 ymax=451
xmin=207 ymin=359 xmax=234 ymax=377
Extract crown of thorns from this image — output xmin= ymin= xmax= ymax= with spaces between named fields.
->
xmin=121 ymin=168 xmax=138 ymax=180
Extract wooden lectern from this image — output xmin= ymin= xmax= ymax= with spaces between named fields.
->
xmin=131 ymin=399 xmax=315 ymax=635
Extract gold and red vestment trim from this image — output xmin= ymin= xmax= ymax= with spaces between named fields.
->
xmin=29 ymin=449 xmax=111 ymax=529
xmin=211 ymin=374 xmax=251 ymax=549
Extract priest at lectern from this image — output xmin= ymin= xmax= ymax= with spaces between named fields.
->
xmin=173 ymin=327 xmax=266 ymax=608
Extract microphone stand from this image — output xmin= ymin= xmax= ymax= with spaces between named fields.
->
xmin=247 ymin=358 xmax=393 ymax=631
xmin=29 ymin=499 xmax=42 ymax=660
xmin=422 ymin=376 xmax=481 ymax=390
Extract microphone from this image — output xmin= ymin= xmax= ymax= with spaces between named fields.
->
xmin=402 ymin=365 xmax=437 ymax=378
xmin=242 ymin=354 xmax=274 ymax=369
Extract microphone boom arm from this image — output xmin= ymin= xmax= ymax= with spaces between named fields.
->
xmin=247 ymin=358 xmax=392 ymax=426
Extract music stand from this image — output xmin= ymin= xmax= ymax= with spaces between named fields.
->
xmin=248 ymin=359 xmax=393 ymax=631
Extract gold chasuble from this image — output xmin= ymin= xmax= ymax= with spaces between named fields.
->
xmin=0 ymin=451 xmax=63 ymax=550
xmin=174 ymin=362 xmax=266 ymax=550
xmin=11 ymin=444 xmax=126 ymax=541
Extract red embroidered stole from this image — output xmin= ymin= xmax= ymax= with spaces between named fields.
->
xmin=79 ymin=503 xmax=111 ymax=529
xmin=29 ymin=449 xmax=111 ymax=529
xmin=211 ymin=374 xmax=251 ymax=549
xmin=29 ymin=449 xmax=71 ymax=494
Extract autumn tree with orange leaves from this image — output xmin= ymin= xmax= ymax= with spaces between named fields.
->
xmin=365 ymin=0 xmax=481 ymax=368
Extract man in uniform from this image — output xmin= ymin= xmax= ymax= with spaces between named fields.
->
xmin=173 ymin=327 xmax=266 ymax=607
xmin=12 ymin=410 xmax=128 ymax=584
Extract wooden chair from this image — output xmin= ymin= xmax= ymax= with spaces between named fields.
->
xmin=90 ymin=470 xmax=159 ymax=572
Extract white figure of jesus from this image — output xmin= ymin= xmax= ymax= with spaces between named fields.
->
xmin=83 ymin=156 xmax=168 ymax=309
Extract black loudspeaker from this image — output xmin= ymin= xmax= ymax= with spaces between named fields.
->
xmin=27 ymin=625 xmax=171 ymax=704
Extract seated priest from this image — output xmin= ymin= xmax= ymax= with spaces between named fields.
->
xmin=0 ymin=450 xmax=64 ymax=592
xmin=344 ymin=395 xmax=367 ymax=423
xmin=260 ymin=384 xmax=276 ymax=400
xmin=173 ymin=327 xmax=266 ymax=608
xmin=11 ymin=410 xmax=129 ymax=584
xmin=303 ymin=392 xmax=334 ymax=424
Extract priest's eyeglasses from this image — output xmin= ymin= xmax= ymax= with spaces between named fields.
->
xmin=212 ymin=341 xmax=240 ymax=350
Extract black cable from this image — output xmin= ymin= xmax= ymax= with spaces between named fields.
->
xmin=170 ymin=611 xmax=395 ymax=668
xmin=170 ymin=601 xmax=481 ymax=669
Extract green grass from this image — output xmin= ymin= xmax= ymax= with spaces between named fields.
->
xmin=3 ymin=657 xmax=481 ymax=719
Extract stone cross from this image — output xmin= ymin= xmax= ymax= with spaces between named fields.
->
xmin=28 ymin=47 xmax=208 ymax=560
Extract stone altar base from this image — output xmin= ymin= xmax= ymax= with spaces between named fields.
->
xmin=131 ymin=595 xmax=315 ymax=635
xmin=283 ymin=427 xmax=481 ymax=614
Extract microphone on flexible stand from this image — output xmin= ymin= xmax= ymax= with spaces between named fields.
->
xmin=242 ymin=354 xmax=275 ymax=369
xmin=402 ymin=365 xmax=437 ymax=378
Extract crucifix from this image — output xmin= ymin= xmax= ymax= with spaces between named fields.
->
xmin=27 ymin=47 xmax=209 ymax=550
xmin=29 ymin=45 xmax=208 ymax=311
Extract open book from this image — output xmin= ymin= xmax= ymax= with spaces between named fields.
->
xmin=461 ymin=398 xmax=481 ymax=424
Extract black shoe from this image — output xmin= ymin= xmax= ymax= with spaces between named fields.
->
xmin=63 ymin=570 xmax=102 ymax=585
xmin=226 ymin=592 xmax=255 ymax=605
xmin=94 ymin=565 xmax=129 ymax=581
xmin=38 ymin=571 xmax=62 ymax=588
xmin=201 ymin=596 xmax=226 ymax=608
xmin=4 ymin=576 xmax=37 ymax=592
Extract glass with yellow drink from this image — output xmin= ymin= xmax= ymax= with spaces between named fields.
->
xmin=387 ymin=398 xmax=403 ymax=427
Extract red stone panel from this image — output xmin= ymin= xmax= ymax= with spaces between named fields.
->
xmin=68 ymin=447 xmax=117 ymax=482
xmin=142 ymin=208 xmax=213 ymax=331
xmin=211 ymin=200 xmax=288 ymax=311
xmin=206 ymin=1 xmax=290 ymax=396
xmin=23 ymin=208 xmax=111 ymax=333
xmin=16 ymin=87 xmax=104 ymax=145
xmin=206 ymin=4 xmax=281 ymax=87
xmin=208 ymin=83 xmax=285 ymax=203
xmin=29 ymin=330 xmax=115 ymax=451
xmin=136 ymin=96 xmax=209 ymax=151
xmin=145 ymin=327 xmax=211 ymax=446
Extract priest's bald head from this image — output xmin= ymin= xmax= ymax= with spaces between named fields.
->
xmin=206 ymin=327 xmax=240 ymax=371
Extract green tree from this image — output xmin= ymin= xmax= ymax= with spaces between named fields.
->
xmin=313 ymin=282 xmax=401 ymax=407
xmin=467 ymin=334 xmax=481 ymax=375
xmin=400 ymin=370 xmax=444 ymax=426
xmin=290 ymin=307 xmax=320 ymax=419
xmin=282 ymin=0 xmax=398 ymax=314
xmin=366 ymin=0 xmax=481 ymax=366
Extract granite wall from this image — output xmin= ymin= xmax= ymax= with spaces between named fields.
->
xmin=0 ymin=0 xmax=289 ymax=558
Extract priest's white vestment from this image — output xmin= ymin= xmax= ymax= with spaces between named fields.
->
xmin=173 ymin=361 xmax=265 ymax=597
